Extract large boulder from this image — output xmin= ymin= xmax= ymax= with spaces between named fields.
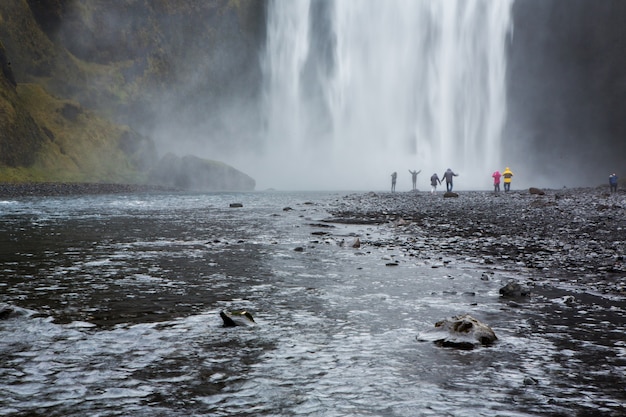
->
xmin=149 ymin=153 xmax=255 ymax=191
xmin=418 ymin=314 xmax=498 ymax=349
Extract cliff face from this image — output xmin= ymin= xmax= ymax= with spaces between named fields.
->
xmin=506 ymin=0 xmax=626 ymax=185
xmin=0 ymin=0 xmax=264 ymax=188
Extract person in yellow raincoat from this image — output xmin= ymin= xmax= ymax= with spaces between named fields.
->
xmin=502 ymin=167 xmax=514 ymax=192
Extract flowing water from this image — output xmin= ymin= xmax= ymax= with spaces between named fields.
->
xmin=0 ymin=192 xmax=624 ymax=416
xmin=253 ymin=0 xmax=513 ymax=190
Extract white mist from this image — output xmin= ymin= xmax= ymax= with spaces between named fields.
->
xmin=246 ymin=0 xmax=514 ymax=191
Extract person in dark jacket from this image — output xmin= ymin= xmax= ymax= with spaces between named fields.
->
xmin=609 ymin=173 xmax=618 ymax=193
xmin=408 ymin=169 xmax=421 ymax=191
xmin=441 ymin=168 xmax=458 ymax=192
xmin=430 ymin=173 xmax=441 ymax=194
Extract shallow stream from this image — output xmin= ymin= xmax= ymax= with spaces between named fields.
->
xmin=0 ymin=192 xmax=624 ymax=416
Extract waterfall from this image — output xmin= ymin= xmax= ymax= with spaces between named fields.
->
xmin=257 ymin=0 xmax=514 ymax=191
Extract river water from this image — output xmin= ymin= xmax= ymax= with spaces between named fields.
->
xmin=0 ymin=192 xmax=624 ymax=416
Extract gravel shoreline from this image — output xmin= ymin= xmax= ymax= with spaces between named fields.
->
xmin=326 ymin=187 xmax=626 ymax=298
xmin=0 ymin=182 xmax=175 ymax=197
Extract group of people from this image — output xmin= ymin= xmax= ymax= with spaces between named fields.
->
xmin=491 ymin=167 xmax=514 ymax=192
xmin=391 ymin=167 xmax=515 ymax=193
xmin=392 ymin=168 xmax=620 ymax=194
xmin=391 ymin=168 xmax=462 ymax=193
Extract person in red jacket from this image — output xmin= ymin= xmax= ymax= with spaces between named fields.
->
xmin=492 ymin=170 xmax=501 ymax=193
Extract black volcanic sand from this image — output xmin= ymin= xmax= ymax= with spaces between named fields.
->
xmin=0 ymin=182 xmax=174 ymax=197
xmin=325 ymin=187 xmax=626 ymax=298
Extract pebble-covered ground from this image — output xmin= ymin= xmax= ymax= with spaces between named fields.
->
xmin=325 ymin=187 xmax=626 ymax=298
xmin=0 ymin=182 xmax=174 ymax=197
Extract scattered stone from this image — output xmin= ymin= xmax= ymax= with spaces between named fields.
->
xmin=529 ymin=187 xmax=545 ymax=195
xmin=294 ymin=246 xmax=304 ymax=252
xmin=283 ymin=207 xmax=293 ymax=211
xmin=499 ymin=281 xmax=531 ymax=298
xmin=229 ymin=203 xmax=243 ymax=208
xmin=444 ymin=192 xmax=459 ymax=198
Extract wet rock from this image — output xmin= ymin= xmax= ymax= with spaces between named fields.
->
xmin=220 ymin=310 xmax=255 ymax=327
xmin=229 ymin=203 xmax=243 ymax=208
xmin=0 ymin=304 xmax=30 ymax=320
xmin=0 ymin=304 xmax=15 ymax=320
xmin=524 ymin=376 xmax=539 ymax=385
xmin=294 ymin=246 xmax=304 ymax=252
xmin=529 ymin=187 xmax=545 ymax=195
xmin=444 ymin=192 xmax=459 ymax=198
xmin=499 ymin=281 xmax=530 ymax=298
xmin=418 ymin=314 xmax=497 ymax=349
xmin=350 ymin=237 xmax=361 ymax=248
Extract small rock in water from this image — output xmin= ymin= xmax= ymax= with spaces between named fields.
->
xmin=418 ymin=314 xmax=497 ymax=349
xmin=220 ymin=310 xmax=255 ymax=327
xmin=524 ymin=376 xmax=539 ymax=385
xmin=0 ymin=304 xmax=15 ymax=320
xmin=229 ymin=203 xmax=243 ymax=208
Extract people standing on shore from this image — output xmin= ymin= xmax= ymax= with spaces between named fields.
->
xmin=408 ymin=169 xmax=421 ymax=191
xmin=502 ymin=167 xmax=514 ymax=192
xmin=442 ymin=168 xmax=458 ymax=192
xmin=430 ymin=173 xmax=441 ymax=194
xmin=492 ymin=170 xmax=501 ymax=193
xmin=391 ymin=172 xmax=397 ymax=193
xmin=609 ymin=173 xmax=618 ymax=193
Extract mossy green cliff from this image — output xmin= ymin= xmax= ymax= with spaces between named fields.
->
xmin=0 ymin=0 xmax=264 ymax=190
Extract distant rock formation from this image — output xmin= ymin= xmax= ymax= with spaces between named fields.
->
xmin=149 ymin=153 xmax=255 ymax=191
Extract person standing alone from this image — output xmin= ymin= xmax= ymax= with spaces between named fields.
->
xmin=502 ymin=167 xmax=514 ymax=192
xmin=409 ymin=169 xmax=421 ymax=191
xmin=609 ymin=173 xmax=618 ymax=193
xmin=391 ymin=172 xmax=397 ymax=193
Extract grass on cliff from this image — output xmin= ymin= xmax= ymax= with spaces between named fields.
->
xmin=2 ymin=84 xmax=142 ymax=184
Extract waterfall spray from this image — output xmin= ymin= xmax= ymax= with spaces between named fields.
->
xmin=256 ymin=0 xmax=513 ymax=191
